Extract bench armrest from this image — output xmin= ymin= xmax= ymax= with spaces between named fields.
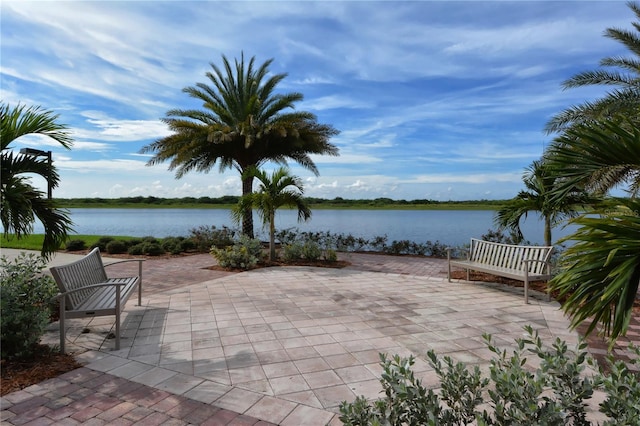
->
xmin=51 ymin=280 xmax=133 ymax=302
xmin=103 ymin=258 xmax=145 ymax=268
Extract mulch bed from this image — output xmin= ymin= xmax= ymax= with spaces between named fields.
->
xmin=1 ymin=345 xmax=82 ymax=396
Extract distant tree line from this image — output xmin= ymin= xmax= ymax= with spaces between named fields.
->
xmin=55 ymin=196 xmax=508 ymax=208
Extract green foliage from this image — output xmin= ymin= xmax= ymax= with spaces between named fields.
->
xmin=1 ymin=103 xmax=74 ymax=258
xmin=599 ymin=345 xmax=640 ymax=425
xmin=324 ymin=248 xmax=338 ymax=262
xmin=275 ymin=228 xmax=456 ymax=257
xmin=549 ymin=198 xmax=640 ymax=344
xmin=161 ymin=236 xmax=195 ymax=254
xmin=189 ymin=225 xmax=236 ymax=251
xmin=302 ymin=241 xmax=322 ymax=261
xmin=65 ymin=239 xmax=86 ymax=251
xmin=340 ymin=326 xmax=639 ymax=425
xmin=91 ymin=236 xmax=114 ymax=251
xmin=211 ymin=235 xmax=263 ymax=270
xmin=105 ymin=239 xmax=127 ymax=254
xmin=0 ymin=254 xmax=59 ymax=359
xmin=283 ymin=241 xmax=304 ymax=261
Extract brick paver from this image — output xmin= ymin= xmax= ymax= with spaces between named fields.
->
xmin=1 ymin=250 xmax=638 ymax=424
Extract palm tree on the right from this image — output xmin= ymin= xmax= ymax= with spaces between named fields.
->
xmin=545 ymin=1 xmax=640 ymax=134
xmin=233 ymin=166 xmax=311 ymax=262
xmin=494 ymin=160 xmax=591 ymax=247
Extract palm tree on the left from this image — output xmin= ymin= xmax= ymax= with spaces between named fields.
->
xmin=1 ymin=103 xmax=74 ymax=257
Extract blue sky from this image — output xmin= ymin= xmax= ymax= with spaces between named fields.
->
xmin=1 ymin=1 xmax=634 ymax=201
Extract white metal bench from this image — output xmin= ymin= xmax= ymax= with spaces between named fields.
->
xmin=446 ymin=238 xmax=553 ymax=304
xmin=50 ymin=248 xmax=144 ymax=353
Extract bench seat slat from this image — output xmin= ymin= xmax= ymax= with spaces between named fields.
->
xmin=64 ymin=278 xmax=138 ymax=319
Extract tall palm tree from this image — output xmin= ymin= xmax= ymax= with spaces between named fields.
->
xmin=494 ymin=160 xmax=591 ymax=247
xmin=140 ymin=53 xmax=339 ymax=238
xmin=545 ymin=1 xmax=640 ymax=134
xmin=232 ymin=166 xmax=311 ymax=261
xmin=1 ymin=103 xmax=74 ymax=257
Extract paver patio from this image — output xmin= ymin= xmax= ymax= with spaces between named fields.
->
xmin=2 ymin=251 xmax=636 ymax=424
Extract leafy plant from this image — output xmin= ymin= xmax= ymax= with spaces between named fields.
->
xmin=91 ymin=236 xmax=114 ymax=251
xmin=0 ymin=254 xmax=59 ymax=359
xmin=211 ymin=235 xmax=263 ymax=270
xmin=65 ymin=239 xmax=86 ymax=251
xmin=189 ymin=225 xmax=236 ymax=251
xmin=302 ymin=241 xmax=322 ymax=261
xmin=340 ymin=326 xmax=639 ymax=425
xmin=283 ymin=241 xmax=304 ymax=261
xmin=105 ymin=239 xmax=127 ymax=254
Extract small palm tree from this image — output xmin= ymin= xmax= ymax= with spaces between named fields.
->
xmin=1 ymin=103 xmax=74 ymax=257
xmin=141 ymin=53 xmax=339 ymax=238
xmin=545 ymin=1 xmax=640 ymax=133
xmin=495 ymin=160 xmax=591 ymax=247
xmin=549 ymin=198 xmax=640 ymax=345
xmin=233 ymin=166 xmax=311 ymax=261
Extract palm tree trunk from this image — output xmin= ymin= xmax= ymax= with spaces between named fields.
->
xmin=269 ymin=210 xmax=276 ymax=262
xmin=544 ymin=216 xmax=552 ymax=247
xmin=241 ymin=174 xmax=254 ymax=238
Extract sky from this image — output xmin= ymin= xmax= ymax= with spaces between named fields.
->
xmin=1 ymin=1 xmax=635 ymax=201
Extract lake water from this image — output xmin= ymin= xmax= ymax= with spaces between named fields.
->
xmin=31 ymin=208 xmax=578 ymax=247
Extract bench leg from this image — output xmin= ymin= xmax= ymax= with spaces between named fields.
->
xmin=524 ymin=273 xmax=529 ymax=305
xmin=138 ymin=261 xmax=142 ymax=306
xmin=59 ymin=298 xmax=66 ymax=354
xmin=115 ymin=286 xmax=121 ymax=350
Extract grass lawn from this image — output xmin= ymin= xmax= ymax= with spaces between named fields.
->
xmin=1 ymin=234 xmax=138 ymax=251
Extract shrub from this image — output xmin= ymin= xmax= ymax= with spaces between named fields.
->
xmin=190 ymin=225 xmax=236 ymax=251
xmin=65 ymin=239 xmax=86 ymax=251
xmin=91 ymin=236 xmax=114 ymax=251
xmin=339 ymin=326 xmax=640 ymax=425
xmin=324 ymin=248 xmax=338 ymax=262
xmin=283 ymin=241 xmax=304 ymax=261
xmin=162 ymin=237 xmax=186 ymax=254
xmin=142 ymin=242 xmax=164 ymax=256
xmin=0 ymin=254 xmax=59 ymax=359
xmin=105 ymin=240 xmax=128 ymax=254
xmin=127 ymin=243 xmax=145 ymax=256
xmin=302 ymin=241 xmax=322 ymax=261
xmin=211 ymin=235 xmax=262 ymax=270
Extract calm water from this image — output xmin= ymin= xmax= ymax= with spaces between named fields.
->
xmin=32 ymin=208 xmax=577 ymax=247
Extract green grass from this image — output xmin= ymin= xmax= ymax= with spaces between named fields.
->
xmin=1 ymin=234 xmax=138 ymax=251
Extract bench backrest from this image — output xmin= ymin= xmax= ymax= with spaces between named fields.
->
xmin=469 ymin=238 xmax=553 ymax=274
xmin=50 ymin=248 xmax=108 ymax=310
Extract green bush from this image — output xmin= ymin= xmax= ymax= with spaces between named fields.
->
xmin=0 ymin=254 xmax=59 ymax=359
xmin=302 ymin=241 xmax=322 ymax=261
xmin=105 ymin=239 xmax=127 ymax=254
xmin=161 ymin=237 xmax=186 ymax=254
xmin=91 ymin=236 xmax=114 ymax=251
xmin=324 ymin=248 xmax=338 ymax=262
xmin=127 ymin=243 xmax=145 ymax=256
xmin=65 ymin=239 xmax=86 ymax=251
xmin=142 ymin=242 xmax=164 ymax=256
xmin=283 ymin=241 xmax=304 ymax=261
xmin=190 ymin=225 xmax=236 ymax=251
xmin=339 ymin=326 xmax=640 ymax=425
xmin=211 ymin=235 xmax=263 ymax=270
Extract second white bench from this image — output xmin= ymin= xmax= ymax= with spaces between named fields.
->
xmin=447 ymin=238 xmax=553 ymax=304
